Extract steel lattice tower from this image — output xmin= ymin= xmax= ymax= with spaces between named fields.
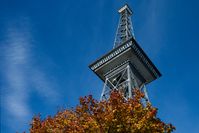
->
xmin=89 ymin=4 xmax=161 ymax=101
xmin=114 ymin=5 xmax=135 ymax=48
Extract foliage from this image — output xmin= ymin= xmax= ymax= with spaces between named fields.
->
xmin=30 ymin=89 xmax=175 ymax=133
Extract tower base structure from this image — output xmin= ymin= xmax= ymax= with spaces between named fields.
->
xmin=101 ymin=61 xmax=149 ymax=101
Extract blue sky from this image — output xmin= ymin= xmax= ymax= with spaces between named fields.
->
xmin=0 ymin=0 xmax=199 ymax=132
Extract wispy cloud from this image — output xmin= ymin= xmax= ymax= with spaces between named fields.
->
xmin=1 ymin=22 xmax=32 ymax=122
xmin=30 ymin=69 xmax=60 ymax=102
xmin=0 ymin=16 xmax=59 ymax=131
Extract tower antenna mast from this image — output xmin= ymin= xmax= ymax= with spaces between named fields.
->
xmin=114 ymin=4 xmax=135 ymax=48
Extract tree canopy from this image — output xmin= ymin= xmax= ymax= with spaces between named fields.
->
xmin=30 ymin=89 xmax=175 ymax=133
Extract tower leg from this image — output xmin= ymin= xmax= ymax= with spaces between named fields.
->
xmin=100 ymin=78 xmax=108 ymax=101
xmin=127 ymin=65 xmax=132 ymax=98
xmin=143 ymin=84 xmax=150 ymax=102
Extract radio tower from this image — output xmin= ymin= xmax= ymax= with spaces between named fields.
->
xmin=89 ymin=4 xmax=161 ymax=101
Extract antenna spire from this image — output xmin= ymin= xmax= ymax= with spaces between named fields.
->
xmin=114 ymin=4 xmax=135 ymax=48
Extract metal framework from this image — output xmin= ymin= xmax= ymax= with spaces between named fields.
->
xmin=100 ymin=62 xmax=150 ymax=102
xmin=89 ymin=4 xmax=161 ymax=103
xmin=114 ymin=4 xmax=135 ymax=48
xmin=101 ymin=4 xmax=149 ymax=101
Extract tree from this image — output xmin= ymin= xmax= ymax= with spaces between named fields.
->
xmin=30 ymin=89 xmax=175 ymax=133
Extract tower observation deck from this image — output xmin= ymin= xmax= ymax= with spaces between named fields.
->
xmin=89 ymin=4 xmax=161 ymax=101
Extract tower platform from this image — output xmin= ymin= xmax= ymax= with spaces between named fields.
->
xmin=89 ymin=37 xmax=161 ymax=88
